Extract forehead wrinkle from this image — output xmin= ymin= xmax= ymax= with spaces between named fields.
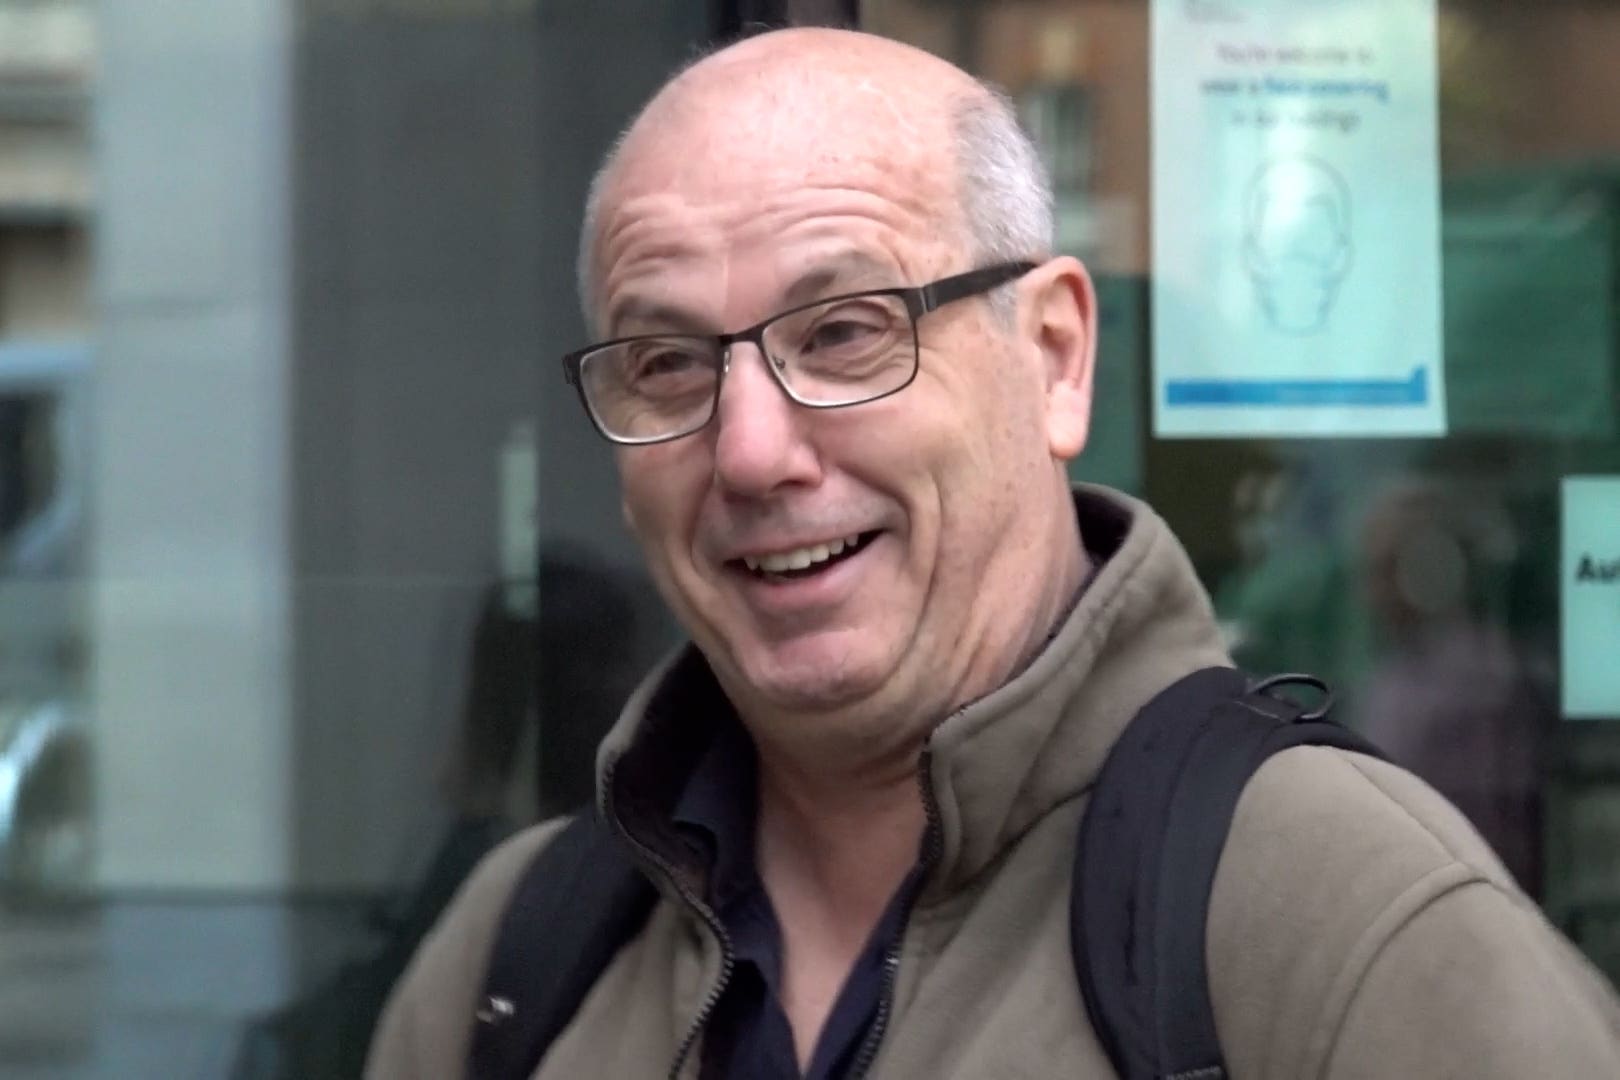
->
xmin=746 ymin=186 xmax=945 ymax=248
xmin=617 ymin=117 xmax=945 ymax=204
xmin=610 ymin=246 xmax=904 ymax=339
xmin=599 ymin=200 xmax=714 ymax=277
xmin=601 ymin=200 xmax=944 ymax=337
xmin=597 ymin=195 xmax=719 ymax=318
xmin=602 ymin=176 xmax=943 ymax=273
xmin=603 ymin=176 xmax=951 ymax=278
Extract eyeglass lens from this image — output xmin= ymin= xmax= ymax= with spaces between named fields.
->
xmin=579 ymin=292 xmax=918 ymax=442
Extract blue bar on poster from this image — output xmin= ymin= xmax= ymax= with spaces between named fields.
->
xmin=1164 ymin=367 xmax=1428 ymax=407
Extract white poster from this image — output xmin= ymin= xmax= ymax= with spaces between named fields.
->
xmin=1151 ymin=0 xmax=1445 ymax=438
xmin=1563 ymin=477 xmax=1620 ymax=721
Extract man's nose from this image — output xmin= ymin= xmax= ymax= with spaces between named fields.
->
xmin=710 ymin=342 xmax=820 ymax=498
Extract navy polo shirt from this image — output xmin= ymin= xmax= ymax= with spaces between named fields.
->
xmin=673 ymin=723 xmax=920 ymax=1080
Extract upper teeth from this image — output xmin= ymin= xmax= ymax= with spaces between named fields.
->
xmin=743 ymin=534 xmax=863 ymax=574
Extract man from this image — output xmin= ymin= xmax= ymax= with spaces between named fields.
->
xmin=369 ymin=27 xmax=1620 ymax=1079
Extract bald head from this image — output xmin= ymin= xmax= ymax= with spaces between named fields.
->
xmin=576 ymin=29 xmax=1052 ymax=328
xmin=644 ymin=28 xmax=979 ymax=140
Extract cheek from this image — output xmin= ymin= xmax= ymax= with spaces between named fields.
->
xmin=618 ymin=449 xmax=704 ymax=560
xmin=919 ymin=352 xmax=1050 ymax=545
xmin=840 ymin=351 xmax=1016 ymax=521
xmin=618 ymin=466 xmax=710 ymax=629
xmin=911 ymin=366 xmax=1031 ymax=491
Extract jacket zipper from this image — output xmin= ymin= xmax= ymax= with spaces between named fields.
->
xmin=607 ymin=733 xmax=948 ymax=1080
xmin=845 ymin=747 xmax=945 ymax=1080
xmin=667 ymin=932 xmax=734 ymax=1080
xmin=599 ymin=764 xmax=737 ymax=1080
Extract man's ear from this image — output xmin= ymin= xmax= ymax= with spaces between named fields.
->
xmin=1024 ymin=256 xmax=1097 ymax=462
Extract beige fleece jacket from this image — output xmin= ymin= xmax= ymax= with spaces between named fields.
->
xmin=369 ymin=487 xmax=1620 ymax=1079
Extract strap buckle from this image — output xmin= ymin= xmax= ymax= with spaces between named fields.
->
xmin=1246 ymin=673 xmax=1333 ymax=722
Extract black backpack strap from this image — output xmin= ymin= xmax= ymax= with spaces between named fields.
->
xmin=467 ymin=812 xmax=658 ymax=1080
xmin=1072 ymin=667 xmax=1384 ymax=1080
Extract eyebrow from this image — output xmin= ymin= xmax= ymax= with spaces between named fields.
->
xmin=607 ymin=297 xmax=714 ymax=337
xmin=606 ymin=251 xmax=903 ymax=338
xmin=779 ymin=250 xmax=899 ymax=307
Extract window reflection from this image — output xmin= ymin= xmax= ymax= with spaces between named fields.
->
xmin=871 ymin=0 xmax=1620 ymax=985
xmin=2 ymin=1 xmax=703 ymax=1076
xmin=1352 ymin=477 xmax=1549 ymax=894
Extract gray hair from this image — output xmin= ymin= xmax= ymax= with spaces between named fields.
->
xmin=950 ymin=84 xmax=1055 ymax=320
xmin=576 ymin=131 xmax=627 ymax=333
xmin=575 ymin=79 xmax=1054 ymax=331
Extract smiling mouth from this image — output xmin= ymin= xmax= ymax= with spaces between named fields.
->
xmin=734 ymin=531 xmax=881 ymax=582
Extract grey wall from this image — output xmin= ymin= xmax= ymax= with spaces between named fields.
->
xmin=289 ymin=2 xmax=703 ymax=890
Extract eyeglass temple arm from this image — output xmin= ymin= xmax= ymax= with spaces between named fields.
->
xmin=917 ymin=261 xmax=1039 ymax=314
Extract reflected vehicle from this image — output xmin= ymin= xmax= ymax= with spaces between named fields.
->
xmin=0 ymin=344 xmax=92 ymax=904
xmin=0 ymin=697 xmax=90 ymax=901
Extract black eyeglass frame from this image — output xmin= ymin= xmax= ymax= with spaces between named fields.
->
xmin=561 ymin=260 xmax=1039 ymax=445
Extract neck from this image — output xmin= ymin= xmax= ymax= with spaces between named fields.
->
xmin=993 ymin=490 xmax=1088 ymax=689
xmin=748 ymin=734 xmax=927 ymax=1071
xmin=752 ymin=732 xmax=925 ymax=938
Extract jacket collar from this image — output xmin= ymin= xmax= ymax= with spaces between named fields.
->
xmin=596 ymin=486 xmax=1232 ymax=898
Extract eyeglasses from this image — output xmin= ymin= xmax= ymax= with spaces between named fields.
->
xmin=562 ymin=261 xmax=1037 ymax=445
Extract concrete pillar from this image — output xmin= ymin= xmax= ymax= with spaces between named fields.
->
xmin=92 ymin=0 xmax=293 ymax=891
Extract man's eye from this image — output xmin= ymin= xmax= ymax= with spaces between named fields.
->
xmin=625 ymin=344 xmax=714 ymax=386
xmin=807 ymin=319 xmax=881 ymax=352
xmin=798 ymin=299 xmax=899 ymax=354
xmin=634 ymin=350 xmax=697 ymax=377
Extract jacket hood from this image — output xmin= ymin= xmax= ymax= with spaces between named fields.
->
xmin=595 ymin=485 xmax=1232 ymax=896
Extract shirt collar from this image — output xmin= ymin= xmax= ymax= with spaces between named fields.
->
xmin=671 ymin=717 xmax=760 ymax=909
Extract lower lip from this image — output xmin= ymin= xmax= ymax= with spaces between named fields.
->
xmin=732 ymin=535 xmax=880 ymax=618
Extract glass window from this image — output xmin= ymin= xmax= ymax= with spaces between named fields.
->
xmin=868 ymin=0 xmax=1620 ymax=981
xmin=0 ymin=1 xmax=716 ymax=1075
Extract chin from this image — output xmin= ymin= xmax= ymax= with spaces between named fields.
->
xmin=736 ymin=647 xmax=896 ymax=718
xmin=752 ymin=670 xmax=881 ymax=716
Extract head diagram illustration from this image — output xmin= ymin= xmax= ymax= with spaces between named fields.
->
xmin=1242 ymin=157 xmax=1353 ymax=335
